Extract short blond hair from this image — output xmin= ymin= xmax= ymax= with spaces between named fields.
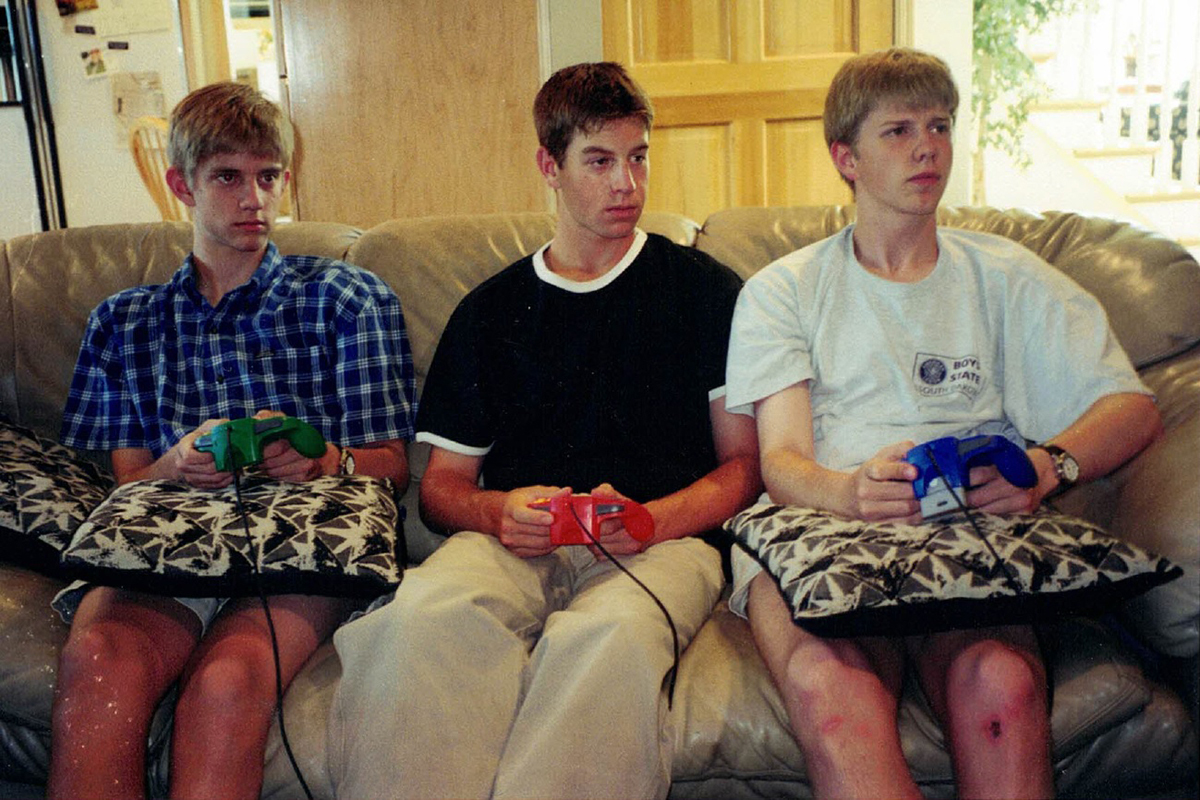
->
xmin=824 ymin=48 xmax=958 ymax=149
xmin=168 ymin=82 xmax=294 ymax=184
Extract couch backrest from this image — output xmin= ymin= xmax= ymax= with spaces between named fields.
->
xmin=0 ymin=221 xmax=362 ymax=438
xmin=3 ymin=206 xmax=1195 ymax=564
xmin=696 ymin=205 xmax=1200 ymax=372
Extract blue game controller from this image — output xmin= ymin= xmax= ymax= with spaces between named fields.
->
xmin=905 ymin=435 xmax=1038 ymax=519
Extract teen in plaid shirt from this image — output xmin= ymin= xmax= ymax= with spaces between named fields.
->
xmin=50 ymin=82 xmax=414 ymax=800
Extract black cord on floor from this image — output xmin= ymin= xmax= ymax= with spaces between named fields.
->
xmin=230 ymin=466 xmax=315 ymax=800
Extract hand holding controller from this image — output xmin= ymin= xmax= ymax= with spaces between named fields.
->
xmin=905 ymin=435 xmax=1037 ymax=519
xmin=529 ymin=492 xmax=656 ymax=546
xmin=194 ymin=416 xmax=327 ymax=472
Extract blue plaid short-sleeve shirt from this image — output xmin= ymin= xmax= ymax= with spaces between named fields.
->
xmin=61 ymin=243 xmax=416 ymax=457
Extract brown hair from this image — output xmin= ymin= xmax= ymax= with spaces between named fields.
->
xmin=824 ymin=47 xmax=958 ymax=150
xmin=168 ymin=82 xmax=294 ymax=184
xmin=534 ymin=62 xmax=654 ymax=165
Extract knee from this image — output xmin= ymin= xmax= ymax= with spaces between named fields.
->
xmin=947 ymin=640 xmax=1046 ymax=723
xmin=782 ymin=643 xmax=885 ymax=721
xmin=58 ymin=621 xmax=156 ymax=691
xmin=177 ymin=648 xmax=275 ymax=721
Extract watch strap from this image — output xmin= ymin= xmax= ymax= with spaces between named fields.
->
xmin=1035 ymin=443 xmax=1078 ymax=491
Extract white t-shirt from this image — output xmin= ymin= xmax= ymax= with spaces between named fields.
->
xmin=725 ymin=225 xmax=1149 ymax=472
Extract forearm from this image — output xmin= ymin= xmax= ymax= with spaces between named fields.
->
xmin=418 ymin=470 xmax=507 ymax=537
xmin=646 ymin=453 xmax=762 ymax=542
xmin=113 ymin=448 xmax=174 ymax=485
xmin=335 ymin=441 xmax=410 ymax=489
xmin=762 ymin=447 xmax=853 ymax=515
xmin=1032 ymin=392 xmax=1162 ymax=494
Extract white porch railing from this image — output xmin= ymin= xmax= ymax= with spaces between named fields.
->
xmin=1027 ymin=0 xmax=1200 ymax=193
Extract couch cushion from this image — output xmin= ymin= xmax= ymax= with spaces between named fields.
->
xmin=0 ymin=417 xmax=112 ymax=574
xmin=696 ymin=205 xmax=1200 ymax=371
xmin=0 ymin=566 xmax=69 ymax=785
xmin=60 ymin=475 xmax=403 ymax=599
xmin=727 ymin=504 xmax=1180 ymax=638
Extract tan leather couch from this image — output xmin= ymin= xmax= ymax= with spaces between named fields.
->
xmin=1 ymin=207 xmax=1197 ymax=798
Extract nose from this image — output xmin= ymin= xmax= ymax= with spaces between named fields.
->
xmin=914 ymin=130 xmax=940 ymax=162
xmin=612 ymin=160 xmax=637 ymax=193
xmin=240 ymin=181 xmax=266 ymax=210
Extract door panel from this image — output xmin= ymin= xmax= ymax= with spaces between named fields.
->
xmin=278 ymin=0 xmax=545 ymax=227
xmin=605 ymin=0 xmax=893 ymax=221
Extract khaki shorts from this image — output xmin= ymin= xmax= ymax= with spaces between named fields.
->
xmin=52 ymin=580 xmax=229 ymax=633
xmin=728 ymin=546 xmax=764 ymax=620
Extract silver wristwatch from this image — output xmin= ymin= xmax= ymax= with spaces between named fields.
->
xmin=1036 ymin=444 xmax=1079 ymax=492
xmin=338 ymin=445 xmax=356 ymax=476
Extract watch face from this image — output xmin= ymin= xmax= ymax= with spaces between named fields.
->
xmin=1058 ymin=453 xmax=1080 ymax=483
xmin=345 ymin=450 xmax=356 ymax=475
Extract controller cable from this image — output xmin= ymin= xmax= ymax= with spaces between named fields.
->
xmin=229 ymin=457 xmax=316 ymax=800
xmin=567 ymin=503 xmax=682 ymax=708
xmin=927 ymin=450 xmax=1025 ymax=597
xmin=925 ymin=450 xmax=1055 ymax=708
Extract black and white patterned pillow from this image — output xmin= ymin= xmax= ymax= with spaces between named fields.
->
xmin=726 ymin=503 xmax=1181 ymax=637
xmin=0 ymin=418 xmax=113 ymax=573
xmin=61 ymin=474 xmax=403 ymax=598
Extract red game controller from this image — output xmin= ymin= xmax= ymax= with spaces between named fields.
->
xmin=529 ymin=493 xmax=656 ymax=546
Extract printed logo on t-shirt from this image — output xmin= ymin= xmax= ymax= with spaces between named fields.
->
xmin=912 ymin=352 xmax=984 ymax=400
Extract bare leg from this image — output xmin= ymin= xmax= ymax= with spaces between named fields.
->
xmin=746 ymin=572 xmax=922 ymax=800
xmin=48 ymin=587 xmax=202 ymax=800
xmin=909 ymin=626 xmax=1054 ymax=799
xmin=168 ymin=594 xmax=352 ymax=800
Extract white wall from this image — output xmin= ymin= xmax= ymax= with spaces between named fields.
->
xmin=904 ymin=0 xmax=973 ymax=206
xmin=541 ymin=0 xmax=603 ymax=78
xmin=0 ymin=105 xmax=40 ymax=238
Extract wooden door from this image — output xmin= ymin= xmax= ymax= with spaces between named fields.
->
xmin=278 ymin=0 xmax=546 ymax=226
xmin=603 ymin=0 xmax=893 ymax=222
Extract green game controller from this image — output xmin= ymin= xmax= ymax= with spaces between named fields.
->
xmin=193 ymin=416 xmax=327 ymax=472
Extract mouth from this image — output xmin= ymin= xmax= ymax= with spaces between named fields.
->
xmin=606 ymin=205 xmax=641 ymax=217
xmin=235 ymin=220 xmax=270 ymax=231
xmin=909 ymin=172 xmax=942 ymax=187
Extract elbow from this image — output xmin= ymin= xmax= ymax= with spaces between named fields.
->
xmin=759 ymin=448 xmax=791 ymax=502
xmin=1137 ymin=394 xmax=1165 ymax=449
xmin=416 ymin=476 xmax=452 ymax=537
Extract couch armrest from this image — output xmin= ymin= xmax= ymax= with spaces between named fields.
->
xmin=1100 ymin=349 xmax=1200 ymax=657
xmin=1108 ymin=408 xmax=1200 ymax=658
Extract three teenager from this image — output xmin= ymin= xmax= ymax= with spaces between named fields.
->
xmin=50 ymin=50 xmax=1159 ymax=800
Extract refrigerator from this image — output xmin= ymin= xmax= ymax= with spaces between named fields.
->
xmin=2 ymin=0 xmax=188 ymax=237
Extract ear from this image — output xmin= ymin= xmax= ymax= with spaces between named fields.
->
xmin=165 ymin=166 xmax=197 ymax=208
xmin=536 ymin=147 xmax=561 ymax=189
xmin=830 ymin=141 xmax=858 ymax=185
